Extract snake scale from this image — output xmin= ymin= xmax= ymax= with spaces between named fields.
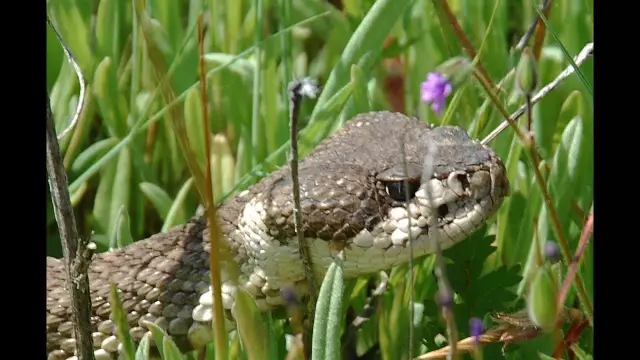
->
xmin=46 ymin=111 xmax=510 ymax=360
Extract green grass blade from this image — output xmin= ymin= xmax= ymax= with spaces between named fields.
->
xmin=162 ymin=178 xmax=194 ymax=232
xmin=135 ymin=333 xmax=151 ymax=360
xmin=162 ymin=335 xmax=185 ymax=360
xmin=110 ymin=204 xmax=134 ymax=249
xmin=149 ymin=0 xmax=184 ymax=52
xmin=67 ymin=11 xmax=329 ymax=196
xmin=109 ymin=284 xmax=137 ymax=360
xmin=539 ymin=352 xmax=558 ymax=360
xmin=93 ymin=57 xmax=129 ymax=138
xmin=235 ymin=288 xmax=269 ymax=360
xmin=312 ymin=258 xmax=344 ymax=360
xmin=211 ymin=134 xmax=237 ymax=200
xmin=532 ymin=0 xmax=593 ymax=96
xmin=144 ymin=322 xmax=169 ymax=358
xmin=571 ymin=343 xmax=594 ymax=360
xmin=46 ymin=0 xmax=593 ymax=357
xmin=70 ymin=137 xmax=119 ymax=174
xmin=139 ymin=182 xmax=174 ymax=222
xmin=545 ymin=116 xmax=585 ymax=253
xmin=517 ymin=165 xmax=546 ymax=296
xmin=250 ymin=0 xmax=264 ymax=169
xmin=47 ymin=0 xmax=93 ymax=76
xmin=184 ymin=87 xmax=206 ymax=166
xmin=92 ymin=158 xmax=117 ymax=240
xmin=349 ymin=64 xmax=371 ymax=116
xmin=109 ymin=145 xmax=133 ymax=242
xmin=95 ymin=0 xmax=124 ymax=63
xmin=49 ymin=60 xmax=76 ymax=137
xmin=310 ymin=0 xmax=413 ymax=122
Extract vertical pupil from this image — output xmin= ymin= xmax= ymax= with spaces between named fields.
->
xmin=387 ymin=182 xmax=403 ymax=199
xmin=386 ymin=181 xmax=419 ymax=201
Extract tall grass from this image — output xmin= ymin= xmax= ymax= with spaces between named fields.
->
xmin=46 ymin=0 xmax=593 ymax=359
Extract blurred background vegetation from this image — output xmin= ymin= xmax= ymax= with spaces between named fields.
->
xmin=46 ymin=0 xmax=593 ymax=358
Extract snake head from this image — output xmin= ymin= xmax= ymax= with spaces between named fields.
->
xmin=236 ymin=114 xmax=510 ymax=283
xmin=373 ymin=125 xmax=510 ymax=256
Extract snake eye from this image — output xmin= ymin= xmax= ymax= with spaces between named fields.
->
xmin=385 ymin=180 xmax=421 ymax=202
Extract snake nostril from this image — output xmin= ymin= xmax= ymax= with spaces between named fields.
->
xmin=438 ymin=204 xmax=449 ymax=218
xmin=457 ymin=174 xmax=470 ymax=191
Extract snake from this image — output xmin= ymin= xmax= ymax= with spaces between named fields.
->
xmin=46 ymin=111 xmax=510 ymax=360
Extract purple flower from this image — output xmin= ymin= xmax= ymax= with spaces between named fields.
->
xmin=436 ymin=288 xmax=453 ymax=309
xmin=281 ymin=287 xmax=299 ymax=308
xmin=421 ymin=72 xmax=452 ymax=115
xmin=544 ymin=241 xmax=561 ymax=264
xmin=469 ymin=317 xmax=484 ymax=344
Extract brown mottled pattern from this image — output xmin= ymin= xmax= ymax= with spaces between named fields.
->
xmin=250 ymin=112 xmax=437 ymax=245
xmin=257 ymin=162 xmax=383 ymax=244
xmin=47 ymin=219 xmax=211 ymax=355
xmin=46 ymin=111 xmax=509 ymax=359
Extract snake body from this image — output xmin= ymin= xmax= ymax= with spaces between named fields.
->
xmin=46 ymin=111 xmax=510 ymax=360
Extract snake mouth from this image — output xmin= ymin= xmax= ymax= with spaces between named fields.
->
xmin=415 ymin=165 xmax=508 ymax=247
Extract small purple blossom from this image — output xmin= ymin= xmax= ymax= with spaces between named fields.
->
xmin=544 ymin=241 xmax=561 ymax=264
xmin=281 ymin=287 xmax=299 ymax=308
xmin=436 ymin=288 xmax=453 ymax=309
xmin=469 ymin=317 xmax=484 ymax=344
xmin=421 ymin=72 xmax=452 ymax=115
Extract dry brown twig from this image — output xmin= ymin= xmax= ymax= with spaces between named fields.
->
xmin=556 ymin=208 xmax=594 ymax=320
xmin=413 ymin=308 xmax=584 ymax=360
xmin=516 ymin=0 xmax=553 ymax=52
xmin=288 ymin=78 xmax=322 ymax=359
xmin=196 ymin=15 xmax=230 ymax=360
xmin=46 ymin=16 xmax=95 ymax=360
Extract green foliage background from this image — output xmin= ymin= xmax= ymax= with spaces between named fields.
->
xmin=46 ymin=0 xmax=593 ymax=359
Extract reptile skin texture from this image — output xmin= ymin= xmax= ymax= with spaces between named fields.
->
xmin=47 ymin=111 xmax=510 ymax=360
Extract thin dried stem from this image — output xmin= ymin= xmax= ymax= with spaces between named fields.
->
xmin=473 ymin=65 xmax=533 ymax=149
xmin=414 ymin=327 xmax=522 ymax=360
xmin=197 ymin=15 xmax=229 ymax=360
xmin=552 ymin=316 xmax=589 ymax=358
xmin=414 ymin=308 xmax=583 ymax=360
xmin=436 ymin=0 xmax=497 ymax=94
xmin=526 ymin=146 xmax=594 ymax=325
xmin=47 ymin=15 xmax=86 ymax=141
xmin=516 ymin=0 xmax=553 ymax=52
xmin=477 ymin=43 xmax=596 ymax=325
xmin=288 ymin=78 xmax=321 ymax=359
xmin=474 ymin=41 xmax=595 ymax=328
xmin=473 ymin=46 xmax=594 ymax=323
xmin=556 ymin=208 xmax=594 ymax=324
xmin=47 ymin=90 xmax=95 ymax=360
xmin=251 ymin=0 xmax=264 ymax=170
xmin=481 ymin=42 xmax=594 ymax=145
xmin=525 ymin=94 xmax=533 ymax=135
xmin=400 ymin=137 xmax=416 ymax=357
xmin=423 ymin=142 xmax=459 ymax=359
xmin=46 ymin=15 xmax=95 ymax=360
xmin=531 ymin=0 xmax=554 ymax=60
xmin=436 ymin=249 xmax=459 ymax=360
